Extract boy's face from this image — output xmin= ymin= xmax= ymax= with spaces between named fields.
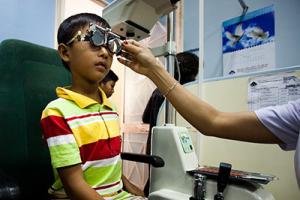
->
xmin=100 ymin=80 xmax=116 ymax=98
xmin=59 ymin=25 xmax=113 ymax=84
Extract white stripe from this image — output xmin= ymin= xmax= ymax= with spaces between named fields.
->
xmin=68 ymin=116 xmax=103 ymax=128
xmin=69 ymin=118 xmax=117 ymax=129
xmin=47 ymin=134 xmax=76 ymax=147
xmin=81 ymin=155 xmax=121 ymax=170
xmin=68 ymin=116 xmax=118 ymax=129
xmin=96 ymin=182 xmax=122 ymax=194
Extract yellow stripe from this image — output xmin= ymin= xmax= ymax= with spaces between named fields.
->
xmin=101 ymin=189 xmax=123 ymax=197
xmin=72 ymin=120 xmax=120 ymax=146
xmin=41 ymin=108 xmax=63 ymax=119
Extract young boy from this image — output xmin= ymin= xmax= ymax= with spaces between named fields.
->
xmin=100 ymin=69 xmax=119 ymax=98
xmin=41 ymin=13 xmax=145 ymax=200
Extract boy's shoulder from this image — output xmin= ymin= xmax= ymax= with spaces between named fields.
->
xmin=45 ymin=97 xmax=67 ymax=107
xmin=44 ymin=97 xmax=75 ymax=111
xmin=42 ymin=97 xmax=83 ymax=118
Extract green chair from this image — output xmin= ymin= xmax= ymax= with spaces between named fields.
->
xmin=0 ymin=39 xmax=71 ymax=199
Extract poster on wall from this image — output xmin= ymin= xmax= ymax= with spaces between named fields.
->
xmin=248 ymin=71 xmax=300 ymax=111
xmin=222 ymin=5 xmax=275 ymax=76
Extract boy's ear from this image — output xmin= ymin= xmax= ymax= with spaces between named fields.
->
xmin=57 ymin=43 xmax=70 ymax=63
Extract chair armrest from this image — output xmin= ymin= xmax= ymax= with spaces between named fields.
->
xmin=121 ymin=152 xmax=165 ymax=168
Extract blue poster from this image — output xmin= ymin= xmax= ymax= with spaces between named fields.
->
xmin=222 ymin=5 xmax=275 ymax=76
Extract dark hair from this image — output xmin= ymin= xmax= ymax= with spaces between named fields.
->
xmin=57 ymin=13 xmax=110 ymax=70
xmin=174 ymin=51 xmax=199 ymax=84
xmin=101 ymin=70 xmax=119 ymax=83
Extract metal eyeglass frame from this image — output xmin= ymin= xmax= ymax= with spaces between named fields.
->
xmin=66 ymin=23 xmax=122 ymax=55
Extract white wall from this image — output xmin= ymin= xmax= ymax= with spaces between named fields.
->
xmin=55 ymin=0 xmax=103 ymax=46
xmin=0 ymin=0 xmax=55 ymax=48
xmin=58 ymin=0 xmax=103 ymax=22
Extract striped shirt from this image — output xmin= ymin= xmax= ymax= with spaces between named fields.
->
xmin=41 ymin=87 xmax=132 ymax=199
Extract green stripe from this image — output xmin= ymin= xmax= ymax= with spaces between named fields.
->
xmin=114 ymin=191 xmax=132 ymax=199
xmin=46 ymin=98 xmax=98 ymax=116
xmin=52 ymin=170 xmax=63 ymax=190
xmin=49 ymin=143 xmax=81 ymax=168
xmin=84 ymin=161 xmax=122 ymax=186
xmin=46 ymin=98 xmax=117 ymax=117
xmin=50 ymin=162 xmax=123 ymax=193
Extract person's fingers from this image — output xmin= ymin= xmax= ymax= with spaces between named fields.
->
xmin=129 ymin=39 xmax=141 ymax=47
xmin=121 ymin=40 xmax=142 ymax=54
xmin=119 ymin=50 xmax=134 ymax=61
xmin=117 ymin=57 xmax=134 ymax=68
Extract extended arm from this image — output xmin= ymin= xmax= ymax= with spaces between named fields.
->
xmin=118 ymin=40 xmax=282 ymax=144
xmin=58 ymin=164 xmax=104 ymax=200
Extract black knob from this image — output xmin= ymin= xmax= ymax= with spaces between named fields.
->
xmin=217 ymin=162 xmax=231 ymax=193
xmin=214 ymin=162 xmax=232 ymax=200
xmin=214 ymin=193 xmax=224 ymax=200
xmin=170 ymin=0 xmax=180 ymax=5
xmin=126 ymin=31 xmax=135 ymax=38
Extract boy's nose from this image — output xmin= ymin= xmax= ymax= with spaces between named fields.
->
xmin=98 ymin=46 xmax=110 ymax=58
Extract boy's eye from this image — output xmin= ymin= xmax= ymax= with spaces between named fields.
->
xmin=88 ymin=43 xmax=113 ymax=56
xmin=91 ymin=30 xmax=106 ymax=46
xmin=89 ymin=42 xmax=101 ymax=50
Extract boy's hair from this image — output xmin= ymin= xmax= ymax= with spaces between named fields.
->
xmin=57 ymin=13 xmax=111 ymax=70
xmin=101 ymin=70 xmax=119 ymax=84
xmin=174 ymin=51 xmax=199 ymax=84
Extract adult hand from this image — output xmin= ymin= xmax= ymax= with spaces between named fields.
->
xmin=117 ymin=39 xmax=163 ymax=77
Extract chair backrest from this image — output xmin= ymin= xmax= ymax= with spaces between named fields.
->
xmin=0 ymin=39 xmax=71 ymax=199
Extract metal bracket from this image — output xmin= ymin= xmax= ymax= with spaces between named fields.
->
xmin=150 ymin=41 xmax=177 ymax=57
xmin=238 ymin=0 xmax=248 ymax=16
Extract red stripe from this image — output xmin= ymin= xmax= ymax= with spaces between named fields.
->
xmin=66 ymin=113 xmax=100 ymax=121
xmin=100 ymin=112 xmax=118 ymax=116
xmin=41 ymin=116 xmax=73 ymax=139
xmin=66 ymin=111 xmax=118 ymax=122
xmin=79 ymin=136 xmax=121 ymax=163
xmin=94 ymin=181 xmax=120 ymax=190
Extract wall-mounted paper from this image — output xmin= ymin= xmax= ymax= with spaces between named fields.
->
xmin=248 ymin=71 xmax=300 ymax=111
xmin=222 ymin=5 xmax=275 ymax=76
